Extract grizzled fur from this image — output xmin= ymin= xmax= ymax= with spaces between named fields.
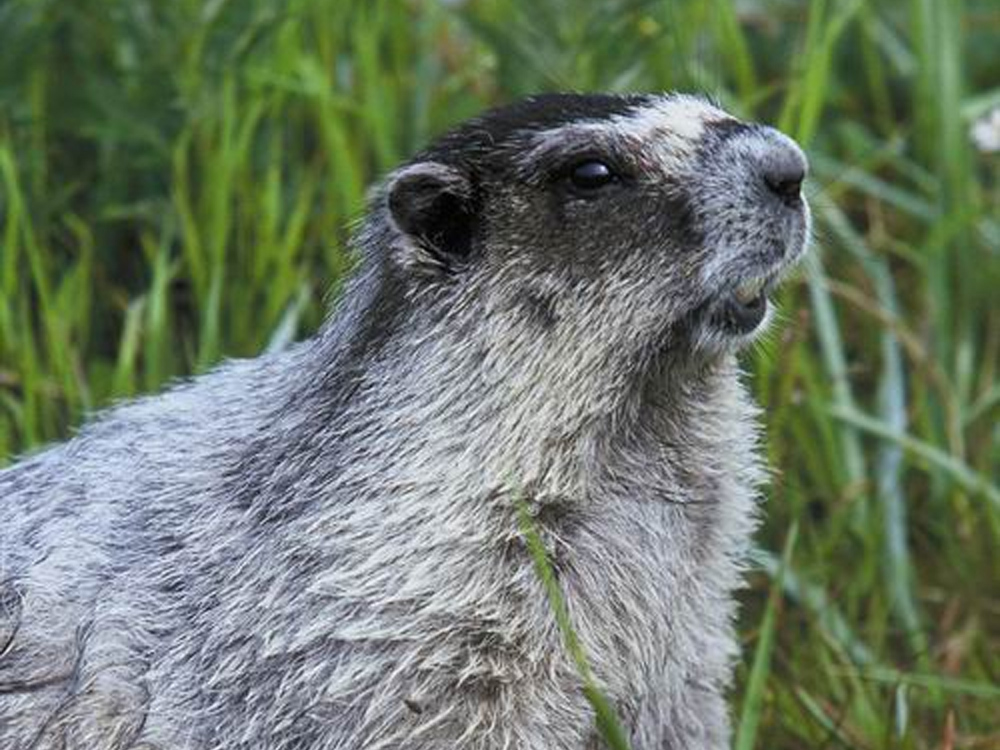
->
xmin=0 ymin=93 xmax=809 ymax=749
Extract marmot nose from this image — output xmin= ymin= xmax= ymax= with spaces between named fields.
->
xmin=759 ymin=138 xmax=807 ymax=208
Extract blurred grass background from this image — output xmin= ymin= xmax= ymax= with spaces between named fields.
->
xmin=0 ymin=0 xmax=998 ymax=746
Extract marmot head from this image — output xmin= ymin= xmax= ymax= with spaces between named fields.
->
xmin=368 ymin=93 xmax=810 ymax=383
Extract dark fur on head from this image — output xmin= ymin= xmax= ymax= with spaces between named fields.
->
xmin=1 ymin=93 xmax=809 ymax=749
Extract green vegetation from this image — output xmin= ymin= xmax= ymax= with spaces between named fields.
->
xmin=1 ymin=0 xmax=998 ymax=746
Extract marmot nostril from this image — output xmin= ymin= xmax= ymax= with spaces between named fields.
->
xmin=764 ymin=170 xmax=804 ymax=205
xmin=761 ymin=150 xmax=806 ymax=207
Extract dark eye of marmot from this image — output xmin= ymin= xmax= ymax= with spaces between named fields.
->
xmin=568 ymin=160 xmax=616 ymax=192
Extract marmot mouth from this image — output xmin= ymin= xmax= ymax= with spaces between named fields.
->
xmin=711 ymin=289 xmax=768 ymax=334
xmin=704 ymin=271 xmax=777 ymax=336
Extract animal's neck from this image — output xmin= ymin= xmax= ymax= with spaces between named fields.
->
xmin=288 ymin=261 xmax=761 ymax=522
xmin=335 ymin=298 xmax=748 ymax=501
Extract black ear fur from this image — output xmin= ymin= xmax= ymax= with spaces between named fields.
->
xmin=386 ymin=162 xmax=476 ymax=270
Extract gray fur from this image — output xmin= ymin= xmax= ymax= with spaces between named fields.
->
xmin=0 ymin=93 xmax=809 ymax=749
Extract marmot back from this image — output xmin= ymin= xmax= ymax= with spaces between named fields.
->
xmin=0 ymin=93 xmax=810 ymax=750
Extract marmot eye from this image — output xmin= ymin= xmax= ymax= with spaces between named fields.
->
xmin=568 ymin=160 xmax=616 ymax=192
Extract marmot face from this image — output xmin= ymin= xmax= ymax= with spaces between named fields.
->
xmin=381 ymin=93 xmax=810 ymax=373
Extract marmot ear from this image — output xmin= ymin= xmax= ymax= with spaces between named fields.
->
xmin=386 ymin=162 xmax=476 ymax=272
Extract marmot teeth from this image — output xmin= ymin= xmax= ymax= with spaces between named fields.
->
xmin=735 ymin=277 xmax=767 ymax=305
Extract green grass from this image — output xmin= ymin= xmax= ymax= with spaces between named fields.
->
xmin=1 ymin=0 xmax=998 ymax=747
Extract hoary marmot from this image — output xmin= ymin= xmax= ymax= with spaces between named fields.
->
xmin=0 ymin=93 xmax=809 ymax=749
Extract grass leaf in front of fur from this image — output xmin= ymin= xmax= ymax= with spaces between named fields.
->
xmin=516 ymin=498 xmax=633 ymax=750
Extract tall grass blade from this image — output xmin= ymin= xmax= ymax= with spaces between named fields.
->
xmin=736 ymin=522 xmax=798 ymax=750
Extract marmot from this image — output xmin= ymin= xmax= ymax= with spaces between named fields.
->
xmin=0 ymin=93 xmax=809 ymax=749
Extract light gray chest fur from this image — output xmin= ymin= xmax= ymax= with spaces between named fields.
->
xmin=0 ymin=290 xmax=763 ymax=749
